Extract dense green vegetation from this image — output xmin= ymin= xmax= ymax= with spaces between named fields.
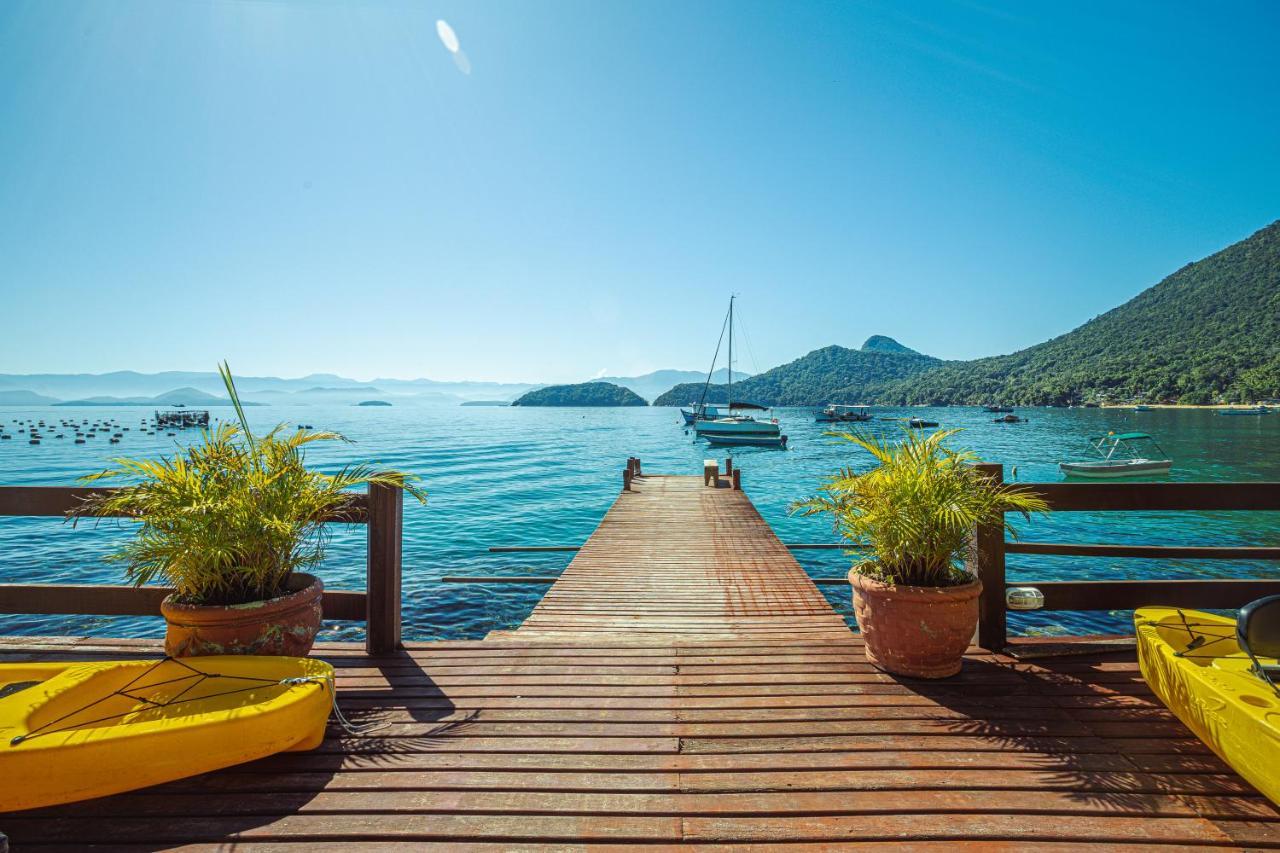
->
xmin=513 ymin=382 xmax=647 ymax=407
xmin=869 ymin=220 xmax=1280 ymax=406
xmin=652 ymin=338 xmax=940 ymax=406
xmin=656 ymin=221 xmax=1280 ymax=407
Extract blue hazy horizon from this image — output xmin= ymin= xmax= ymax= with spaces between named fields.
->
xmin=1 ymin=0 xmax=1277 ymax=383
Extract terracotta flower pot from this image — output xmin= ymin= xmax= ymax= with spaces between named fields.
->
xmin=849 ymin=570 xmax=982 ymax=679
xmin=160 ymin=573 xmax=324 ymax=658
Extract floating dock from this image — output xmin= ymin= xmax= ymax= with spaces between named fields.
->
xmin=2 ymin=467 xmax=1278 ymax=847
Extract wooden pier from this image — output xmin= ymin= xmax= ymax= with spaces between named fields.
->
xmin=499 ymin=472 xmax=851 ymax=641
xmin=2 ymin=466 xmax=1280 ymax=848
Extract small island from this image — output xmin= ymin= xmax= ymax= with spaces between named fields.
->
xmin=357 ymin=400 xmax=392 ymax=406
xmin=460 ymin=400 xmax=510 ymax=407
xmin=511 ymin=382 xmax=647 ymax=407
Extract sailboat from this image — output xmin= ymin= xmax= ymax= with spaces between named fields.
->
xmin=690 ymin=297 xmax=787 ymax=448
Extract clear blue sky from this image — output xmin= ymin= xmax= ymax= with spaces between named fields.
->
xmin=2 ymin=0 xmax=1277 ymax=383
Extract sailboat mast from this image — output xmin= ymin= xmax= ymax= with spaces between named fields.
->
xmin=728 ymin=296 xmax=733 ymax=409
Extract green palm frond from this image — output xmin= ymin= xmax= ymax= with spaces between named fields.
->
xmin=69 ymin=363 xmax=427 ymax=606
xmin=792 ymin=427 xmax=1047 ymax=587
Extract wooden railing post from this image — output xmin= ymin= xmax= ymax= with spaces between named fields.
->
xmin=724 ymin=457 xmax=733 ymax=476
xmin=623 ymin=468 xmax=633 ymax=492
xmin=366 ymin=483 xmax=403 ymax=654
xmin=731 ymin=469 xmax=742 ymax=491
xmin=970 ymin=463 xmax=1007 ymax=652
xmin=634 ymin=457 xmax=642 ymax=476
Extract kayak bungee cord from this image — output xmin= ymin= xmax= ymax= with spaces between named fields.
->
xmin=8 ymin=657 xmax=385 ymax=747
xmin=1138 ymin=609 xmax=1280 ymax=696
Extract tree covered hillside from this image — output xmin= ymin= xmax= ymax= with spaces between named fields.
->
xmin=512 ymin=382 xmax=647 ymax=407
xmin=872 ymin=220 xmax=1280 ymax=406
xmin=652 ymin=338 xmax=940 ymax=407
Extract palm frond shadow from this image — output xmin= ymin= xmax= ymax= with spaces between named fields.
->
xmin=894 ymin=654 xmax=1278 ymax=818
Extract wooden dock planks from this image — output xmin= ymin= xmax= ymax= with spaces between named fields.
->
xmin=503 ymin=474 xmax=851 ymax=640
xmin=2 ymin=470 xmax=1279 ymax=847
xmin=2 ymin=636 xmax=1279 ymax=848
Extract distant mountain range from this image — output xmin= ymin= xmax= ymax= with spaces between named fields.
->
xmin=5 ymin=223 xmax=1275 ymax=411
xmin=52 ymin=387 xmax=260 ymax=407
xmin=0 ymin=371 xmax=542 ymax=406
xmin=0 ymin=367 xmax=745 ymax=408
xmin=590 ymin=368 xmax=747 ymax=403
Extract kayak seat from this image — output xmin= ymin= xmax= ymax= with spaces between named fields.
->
xmin=1238 ymin=595 xmax=1280 ymax=660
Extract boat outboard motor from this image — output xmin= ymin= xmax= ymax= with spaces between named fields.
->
xmin=1237 ymin=595 xmax=1280 ymax=691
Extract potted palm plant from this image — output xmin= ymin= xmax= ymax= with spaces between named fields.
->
xmin=794 ymin=428 xmax=1046 ymax=678
xmin=71 ymin=362 xmax=425 ymax=658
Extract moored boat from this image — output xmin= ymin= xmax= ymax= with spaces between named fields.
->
xmin=1218 ymin=406 xmax=1273 ymax=416
xmin=1059 ymin=431 xmax=1171 ymax=478
xmin=815 ymin=404 xmax=873 ymax=423
xmin=703 ymin=432 xmax=787 ymax=448
xmin=982 ymin=405 xmax=1014 ymax=413
xmin=687 ymin=296 xmax=782 ymax=441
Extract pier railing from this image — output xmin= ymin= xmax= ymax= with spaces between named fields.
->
xmin=970 ymin=463 xmax=1280 ymax=651
xmin=0 ymin=484 xmax=405 ymax=654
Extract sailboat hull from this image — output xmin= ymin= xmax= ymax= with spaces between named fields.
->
xmin=694 ymin=419 xmax=781 ymax=436
xmin=704 ymin=433 xmax=788 ymax=448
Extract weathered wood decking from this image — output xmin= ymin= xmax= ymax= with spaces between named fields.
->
xmin=501 ymin=474 xmax=850 ymax=641
xmin=2 ymin=472 xmax=1279 ymax=848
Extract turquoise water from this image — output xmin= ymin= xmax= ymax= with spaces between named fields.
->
xmin=1 ymin=405 xmax=1277 ymax=641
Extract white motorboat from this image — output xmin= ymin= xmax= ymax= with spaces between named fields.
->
xmin=1059 ymin=432 xmax=1172 ymax=478
xmin=815 ymin=404 xmax=872 ymax=423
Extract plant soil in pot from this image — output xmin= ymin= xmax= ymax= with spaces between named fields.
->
xmin=850 ymin=571 xmax=982 ymax=678
xmin=160 ymin=573 xmax=324 ymax=658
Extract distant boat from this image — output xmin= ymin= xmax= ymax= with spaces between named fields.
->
xmin=815 ymin=404 xmax=872 ymax=423
xmin=993 ymin=414 xmax=1026 ymax=423
xmin=1133 ymin=405 xmax=1153 ymax=412
xmin=908 ymin=418 xmax=939 ymax=429
xmin=1218 ymin=406 xmax=1272 ymax=416
xmin=983 ymin=405 xmax=1014 ymax=413
xmin=703 ymin=433 xmax=788 ymax=448
xmin=687 ymin=297 xmax=785 ymax=444
xmin=1059 ymin=432 xmax=1172 ymax=479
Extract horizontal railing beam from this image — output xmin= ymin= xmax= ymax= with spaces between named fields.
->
xmin=1008 ymin=542 xmax=1280 ymax=560
xmin=0 ymin=584 xmax=367 ymax=620
xmin=1025 ymin=579 xmax=1280 ymax=611
xmin=0 ymin=486 xmax=369 ymax=522
xmin=1026 ymin=482 xmax=1280 ymax=512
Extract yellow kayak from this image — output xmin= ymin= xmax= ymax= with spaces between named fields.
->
xmin=0 ymin=655 xmax=333 ymax=812
xmin=1135 ymin=605 xmax=1280 ymax=804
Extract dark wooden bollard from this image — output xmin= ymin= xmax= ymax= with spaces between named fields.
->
xmin=623 ymin=468 xmax=633 ymax=492
xmin=725 ymin=457 xmax=733 ymax=476
xmin=732 ymin=469 xmax=742 ymax=491
xmin=634 ymin=457 xmax=642 ymax=475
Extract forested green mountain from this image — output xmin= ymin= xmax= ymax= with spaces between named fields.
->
xmin=654 ymin=222 xmax=1279 ymax=408
xmin=512 ymin=382 xmax=647 ymax=407
xmin=870 ymin=220 xmax=1280 ymax=405
xmin=652 ymin=337 xmax=940 ymax=406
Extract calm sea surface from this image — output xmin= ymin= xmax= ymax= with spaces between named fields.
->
xmin=1 ymin=404 xmax=1277 ymax=641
